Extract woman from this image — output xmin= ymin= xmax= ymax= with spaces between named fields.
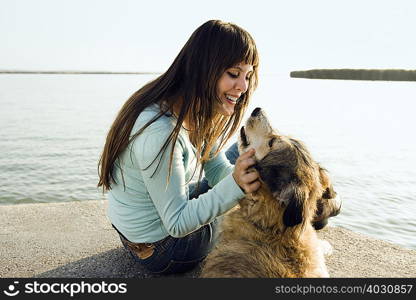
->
xmin=98 ymin=20 xmax=260 ymax=275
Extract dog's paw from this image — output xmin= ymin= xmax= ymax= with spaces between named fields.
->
xmin=319 ymin=239 xmax=333 ymax=256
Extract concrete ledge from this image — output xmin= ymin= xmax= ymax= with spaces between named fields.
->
xmin=1 ymin=200 xmax=415 ymax=278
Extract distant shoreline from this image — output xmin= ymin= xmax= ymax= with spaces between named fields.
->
xmin=290 ymin=69 xmax=416 ymax=81
xmin=0 ymin=70 xmax=161 ymax=75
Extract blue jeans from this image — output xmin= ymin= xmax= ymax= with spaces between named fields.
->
xmin=118 ymin=143 xmax=239 ymax=275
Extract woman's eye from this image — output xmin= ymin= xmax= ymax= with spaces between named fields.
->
xmin=268 ymin=137 xmax=276 ymax=147
xmin=227 ymin=72 xmax=239 ymax=78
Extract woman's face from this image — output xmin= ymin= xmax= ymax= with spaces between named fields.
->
xmin=216 ymin=62 xmax=254 ymax=116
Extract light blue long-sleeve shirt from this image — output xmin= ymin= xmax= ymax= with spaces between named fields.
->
xmin=107 ymin=104 xmax=244 ymax=243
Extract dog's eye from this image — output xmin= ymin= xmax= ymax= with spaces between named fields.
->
xmin=268 ymin=137 xmax=276 ymax=147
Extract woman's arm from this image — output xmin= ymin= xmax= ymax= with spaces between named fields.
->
xmin=202 ymin=145 xmax=235 ymax=187
xmin=134 ymin=124 xmax=245 ymax=238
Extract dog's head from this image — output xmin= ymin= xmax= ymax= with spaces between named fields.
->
xmin=238 ymin=107 xmax=339 ymax=231
xmin=238 ymin=107 xmax=278 ymax=161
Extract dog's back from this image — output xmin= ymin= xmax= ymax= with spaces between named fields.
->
xmin=201 ymin=189 xmax=328 ymax=278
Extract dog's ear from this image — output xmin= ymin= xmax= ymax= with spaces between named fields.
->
xmin=283 ymin=187 xmax=306 ymax=227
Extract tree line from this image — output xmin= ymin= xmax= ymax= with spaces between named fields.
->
xmin=290 ymin=69 xmax=416 ymax=81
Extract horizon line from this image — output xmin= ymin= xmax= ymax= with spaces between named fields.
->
xmin=0 ymin=70 xmax=162 ymax=75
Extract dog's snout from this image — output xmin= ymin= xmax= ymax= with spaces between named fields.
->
xmin=251 ymin=107 xmax=262 ymax=117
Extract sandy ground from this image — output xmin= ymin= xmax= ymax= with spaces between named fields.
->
xmin=1 ymin=200 xmax=415 ymax=278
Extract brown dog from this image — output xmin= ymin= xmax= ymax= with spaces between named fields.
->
xmin=201 ymin=107 xmax=340 ymax=278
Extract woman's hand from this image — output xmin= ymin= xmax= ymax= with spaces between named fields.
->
xmin=232 ymin=148 xmax=261 ymax=193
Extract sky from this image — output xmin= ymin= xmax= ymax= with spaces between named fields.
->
xmin=1 ymin=0 xmax=416 ymax=75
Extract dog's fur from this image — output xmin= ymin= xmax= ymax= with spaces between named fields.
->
xmin=313 ymin=167 xmax=341 ymax=230
xmin=201 ymin=108 xmax=340 ymax=278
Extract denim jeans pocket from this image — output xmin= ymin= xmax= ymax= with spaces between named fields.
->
xmin=127 ymin=241 xmax=155 ymax=260
xmin=120 ymin=236 xmax=158 ymax=264
xmin=125 ymin=235 xmax=177 ymax=273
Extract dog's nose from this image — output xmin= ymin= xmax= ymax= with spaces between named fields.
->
xmin=251 ymin=107 xmax=262 ymax=117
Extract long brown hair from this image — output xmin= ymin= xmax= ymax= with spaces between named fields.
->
xmin=98 ymin=20 xmax=259 ymax=191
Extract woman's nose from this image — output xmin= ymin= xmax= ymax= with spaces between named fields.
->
xmin=235 ymin=76 xmax=248 ymax=93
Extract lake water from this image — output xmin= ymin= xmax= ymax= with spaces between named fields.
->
xmin=0 ymin=74 xmax=415 ymax=250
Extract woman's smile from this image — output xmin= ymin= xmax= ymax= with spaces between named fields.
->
xmin=216 ymin=63 xmax=253 ymax=116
